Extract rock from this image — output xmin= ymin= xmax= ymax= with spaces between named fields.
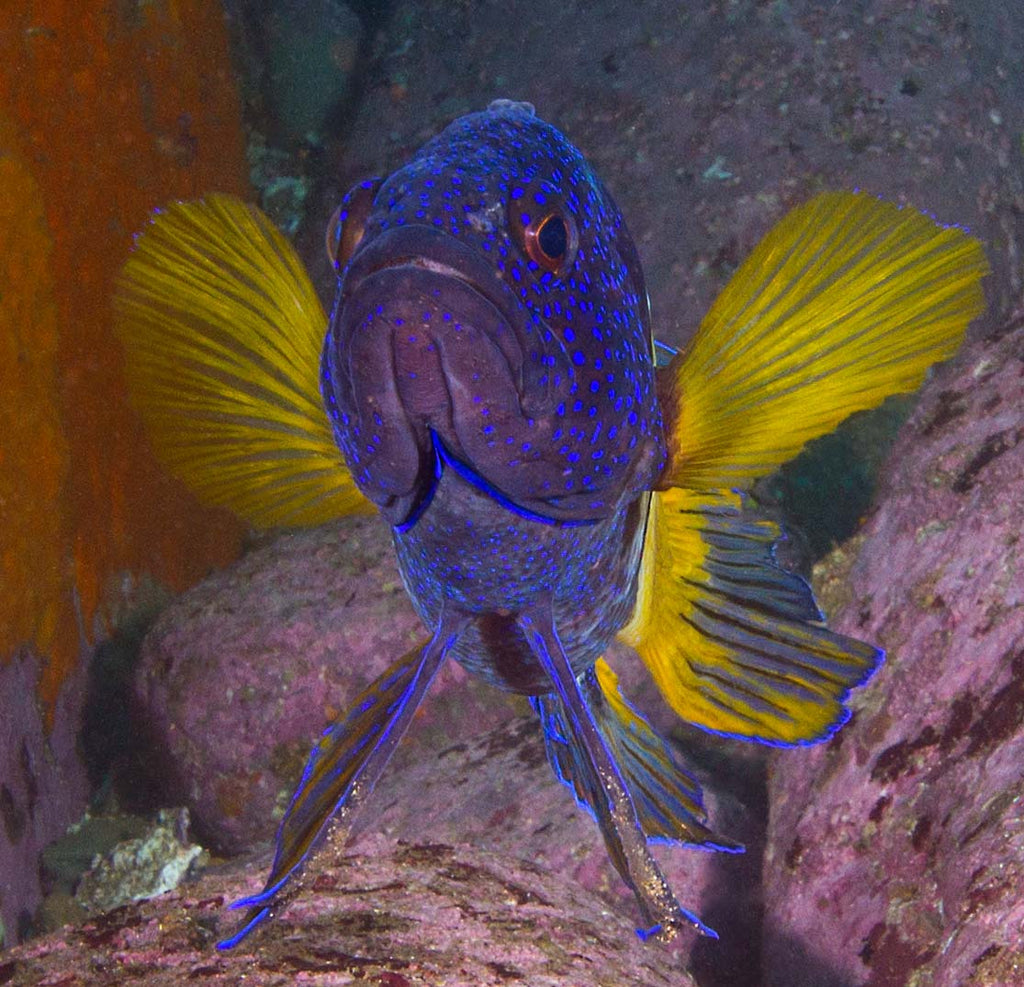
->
xmin=292 ymin=0 xmax=1024 ymax=565
xmin=39 ymin=812 xmax=150 ymax=903
xmin=0 ymin=0 xmax=250 ymax=945
xmin=264 ymin=0 xmax=364 ymax=144
xmin=762 ymin=324 xmax=1024 ymax=987
xmin=131 ymin=495 xmax=775 ymax=976
xmin=130 ymin=511 xmax=767 ymax=975
xmin=130 ymin=515 xmax=519 ymax=855
xmin=368 ymin=706 xmax=765 ymax=976
xmin=0 ymin=652 xmax=89 ymax=947
xmin=304 ymin=0 xmax=1022 ymax=346
xmin=0 ymin=835 xmax=697 ymax=986
xmin=73 ymin=809 xmax=208 ymax=916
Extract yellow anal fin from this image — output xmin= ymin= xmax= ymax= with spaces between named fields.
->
xmin=660 ymin=191 xmax=988 ymax=491
xmin=619 ymin=489 xmax=881 ymax=745
xmin=114 ymin=195 xmax=371 ymax=527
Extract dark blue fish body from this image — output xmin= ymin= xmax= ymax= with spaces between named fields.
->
xmin=392 ymin=473 xmax=649 ymax=691
xmin=115 ymin=97 xmax=987 ymax=950
xmin=322 ymin=101 xmax=663 ymax=690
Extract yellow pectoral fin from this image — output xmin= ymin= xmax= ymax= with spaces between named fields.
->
xmin=618 ymin=488 xmax=881 ymax=746
xmin=661 ymin=191 xmax=988 ymax=491
xmin=114 ymin=195 xmax=371 ymax=528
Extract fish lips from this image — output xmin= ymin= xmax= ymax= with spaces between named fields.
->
xmin=336 ymin=225 xmax=553 ymax=410
xmin=327 ymin=225 xmax=576 ymax=526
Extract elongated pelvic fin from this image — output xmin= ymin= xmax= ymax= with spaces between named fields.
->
xmin=518 ymin=608 xmax=717 ymax=941
xmin=533 ymin=657 xmax=742 ymax=852
xmin=114 ymin=195 xmax=371 ymax=527
xmin=660 ymin=191 xmax=988 ymax=490
xmin=217 ymin=620 xmax=462 ymax=949
xmin=619 ymin=488 xmax=882 ymax=745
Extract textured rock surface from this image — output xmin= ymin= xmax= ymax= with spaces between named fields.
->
xmin=73 ymin=809 xmax=207 ymax=916
xmin=11 ymin=0 xmax=1020 ymax=976
xmin=370 ymin=705 xmax=765 ymax=978
xmin=263 ymin=0 xmax=364 ymax=144
xmin=131 ymin=516 xmax=520 ymax=854
xmin=1 ymin=835 xmax=696 ymax=987
xmin=762 ymin=324 xmax=1024 ymax=987
xmin=301 ymin=0 xmax=1023 ymax=347
xmin=0 ymin=654 xmax=89 ymax=948
xmin=0 ymin=0 xmax=249 ymax=943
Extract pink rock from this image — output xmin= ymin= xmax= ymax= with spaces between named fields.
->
xmin=762 ymin=325 xmax=1024 ymax=987
xmin=1 ymin=834 xmax=698 ymax=986
xmin=369 ymin=702 xmax=763 ymax=971
xmin=131 ymin=515 xmax=518 ymax=854
xmin=302 ymin=0 xmax=1020 ymax=353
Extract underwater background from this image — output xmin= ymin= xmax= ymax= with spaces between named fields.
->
xmin=1 ymin=1 xmax=1022 ymax=985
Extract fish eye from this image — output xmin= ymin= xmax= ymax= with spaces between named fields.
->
xmin=509 ymin=187 xmax=579 ymax=278
xmin=537 ymin=214 xmax=568 ymax=259
xmin=523 ymin=209 xmax=577 ymax=276
xmin=326 ymin=178 xmax=381 ymax=271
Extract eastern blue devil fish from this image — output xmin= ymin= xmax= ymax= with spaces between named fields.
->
xmin=115 ymin=99 xmax=987 ymax=947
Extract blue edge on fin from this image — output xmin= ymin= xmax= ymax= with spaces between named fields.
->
xmin=217 ymin=906 xmax=271 ymax=951
xmin=216 ymin=623 xmax=458 ymax=949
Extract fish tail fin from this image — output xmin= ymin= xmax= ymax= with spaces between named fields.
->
xmin=114 ymin=195 xmax=371 ymax=527
xmin=533 ymin=658 xmax=742 ymax=854
xmin=217 ymin=621 xmax=461 ymax=949
xmin=659 ymin=190 xmax=988 ymax=490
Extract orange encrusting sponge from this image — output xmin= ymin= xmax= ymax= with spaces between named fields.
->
xmin=0 ymin=1 xmax=250 ymax=719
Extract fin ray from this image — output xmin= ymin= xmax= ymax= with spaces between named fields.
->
xmin=519 ymin=609 xmax=717 ymax=941
xmin=218 ymin=625 xmax=460 ymax=948
xmin=533 ymin=659 xmax=741 ymax=852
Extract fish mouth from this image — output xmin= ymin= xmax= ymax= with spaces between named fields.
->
xmin=325 ymin=223 xmax=609 ymax=528
xmin=337 ymin=224 xmax=541 ymax=401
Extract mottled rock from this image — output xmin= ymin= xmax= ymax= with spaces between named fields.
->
xmin=1 ymin=835 xmax=697 ymax=986
xmin=130 ymin=512 xmax=766 ymax=975
xmin=131 ymin=515 xmax=518 ymax=854
xmin=290 ymin=0 xmax=1024 ymax=567
xmin=74 ymin=809 xmax=207 ymax=916
xmin=369 ymin=704 xmax=765 ymax=975
xmin=304 ymin=0 xmax=1023 ymax=346
xmin=762 ymin=324 xmax=1024 ymax=987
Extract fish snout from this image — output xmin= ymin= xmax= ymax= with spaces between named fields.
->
xmin=324 ymin=227 xmax=568 ymax=525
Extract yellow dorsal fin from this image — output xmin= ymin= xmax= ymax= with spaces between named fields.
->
xmin=660 ymin=191 xmax=988 ymax=490
xmin=114 ymin=195 xmax=371 ymax=527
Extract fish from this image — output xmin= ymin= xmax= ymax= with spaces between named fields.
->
xmin=114 ymin=99 xmax=988 ymax=948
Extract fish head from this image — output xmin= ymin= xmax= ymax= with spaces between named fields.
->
xmin=321 ymin=100 xmax=666 ymax=528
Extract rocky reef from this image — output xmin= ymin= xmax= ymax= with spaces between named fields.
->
xmin=763 ymin=323 xmax=1024 ymax=986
